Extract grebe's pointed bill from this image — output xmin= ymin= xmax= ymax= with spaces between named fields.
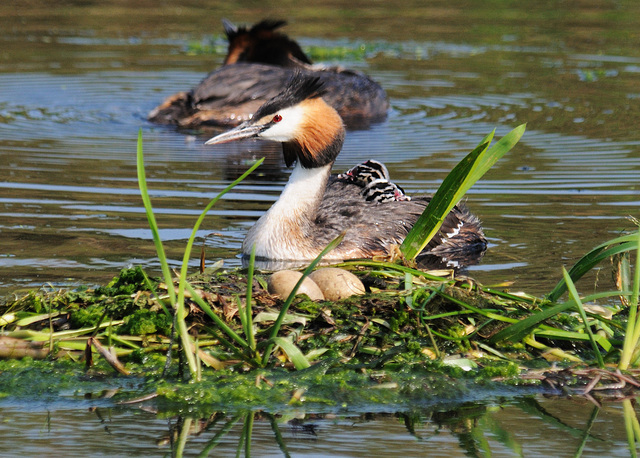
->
xmin=204 ymin=123 xmax=262 ymax=145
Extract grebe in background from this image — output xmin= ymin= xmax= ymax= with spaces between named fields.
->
xmin=221 ymin=19 xmax=311 ymax=67
xmin=205 ymin=73 xmax=487 ymax=265
xmin=148 ymin=19 xmax=389 ymax=130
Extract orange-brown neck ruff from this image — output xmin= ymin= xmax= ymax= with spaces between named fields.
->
xmin=282 ymin=98 xmax=345 ymax=168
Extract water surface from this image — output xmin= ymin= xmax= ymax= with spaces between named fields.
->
xmin=1 ymin=1 xmax=640 ymax=455
xmin=0 ymin=396 xmax=635 ymax=456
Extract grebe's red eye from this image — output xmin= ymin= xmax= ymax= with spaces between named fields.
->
xmin=273 ymin=114 xmax=282 ymax=123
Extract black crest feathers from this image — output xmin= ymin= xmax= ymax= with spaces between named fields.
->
xmin=252 ymin=72 xmax=326 ymax=121
xmin=223 ymin=19 xmax=287 ymax=40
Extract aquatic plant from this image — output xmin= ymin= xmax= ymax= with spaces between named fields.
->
xmin=132 ymin=124 xmax=526 ymax=379
xmin=400 ymin=124 xmax=525 ymax=260
xmin=137 ymin=131 xmax=347 ymax=377
xmin=137 ymin=130 xmax=265 ymax=380
xmin=490 ymin=228 xmax=639 ymax=369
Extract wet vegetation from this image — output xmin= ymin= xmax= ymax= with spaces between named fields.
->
xmin=1 ymin=129 xmax=638 ymax=416
xmin=187 ymin=34 xmax=398 ymax=62
xmin=1 ymin=220 xmax=639 ymax=454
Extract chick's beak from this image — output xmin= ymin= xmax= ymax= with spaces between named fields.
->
xmin=204 ymin=123 xmax=262 ymax=145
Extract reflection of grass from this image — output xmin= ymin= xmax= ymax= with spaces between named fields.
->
xmin=304 ymin=42 xmax=402 ymax=61
xmin=166 ymin=397 xmax=634 ymax=456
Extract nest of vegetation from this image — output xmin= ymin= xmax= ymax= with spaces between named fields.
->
xmin=2 ymin=260 xmax=640 ymax=405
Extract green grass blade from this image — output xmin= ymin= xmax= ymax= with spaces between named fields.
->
xmin=245 ymin=245 xmax=257 ymax=352
xmin=337 ymin=260 xmax=452 ymax=282
xmin=467 ymin=125 xmax=525 ymax=184
xmin=400 ymin=124 xmax=525 ymax=260
xmin=547 ymin=232 xmax=638 ymax=302
xmin=400 ymin=139 xmax=490 ymax=260
xmin=235 ymin=294 xmax=249 ymax=345
xmin=490 ymin=301 xmax=576 ymax=344
xmin=174 ymin=299 xmax=198 ymax=380
xmin=562 ymin=267 xmax=605 ymax=368
xmin=627 ymin=232 xmax=640 ymax=349
xmin=434 ymin=289 xmax=519 ymax=323
xmin=590 ymin=231 xmax=640 ymax=252
xmin=490 ymin=291 xmax=629 ymax=344
xmin=619 ymin=229 xmax=640 ymax=370
xmin=271 ymin=337 xmax=311 ymax=370
xmin=532 ymin=329 xmax=612 ymax=352
xmin=137 ymin=129 xmax=264 ymax=380
xmin=136 ymin=130 xmax=176 ymax=302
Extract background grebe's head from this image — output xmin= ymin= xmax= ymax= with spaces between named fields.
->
xmin=205 ymin=73 xmax=345 ymax=169
xmin=222 ymin=19 xmax=312 ymax=67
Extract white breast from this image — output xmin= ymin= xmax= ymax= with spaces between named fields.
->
xmin=242 ymin=163 xmax=331 ymax=260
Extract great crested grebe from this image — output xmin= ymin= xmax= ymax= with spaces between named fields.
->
xmin=205 ymin=73 xmax=487 ymax=264
xmin=148 ymin=19 xmax=388 ymax=129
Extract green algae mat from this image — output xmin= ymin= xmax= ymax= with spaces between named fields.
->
xmin=1 ymin=240 xmax=639 ymax=413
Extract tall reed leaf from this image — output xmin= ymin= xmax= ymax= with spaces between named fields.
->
xmin=136 ymin=129 xmax=264 ymax=379
xmin=400 ymin=124 xmax=526 ymax=261
xmin=136 ymin=130 xmax=176 ymax=303
xmin=136 ymin=131 xmax=197 ymax=376
xmin=619 ymin=228 xmax=640 ymax=371
xmin=490 ymin=291 xmax=629 ymax=344
xmin=562 ymin=267 xmax=605 ymax=367
xmin=547 ymin=231 xmax=639 ymax=302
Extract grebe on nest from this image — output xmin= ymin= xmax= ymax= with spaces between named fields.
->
xmin=205 ymin=73 xmax=487 ymax=265
xmin=148 ymin=19 xmax=388 ymax=130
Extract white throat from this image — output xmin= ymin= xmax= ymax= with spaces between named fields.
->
xmin=243 ymin=163 xmax=331 ymax=259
